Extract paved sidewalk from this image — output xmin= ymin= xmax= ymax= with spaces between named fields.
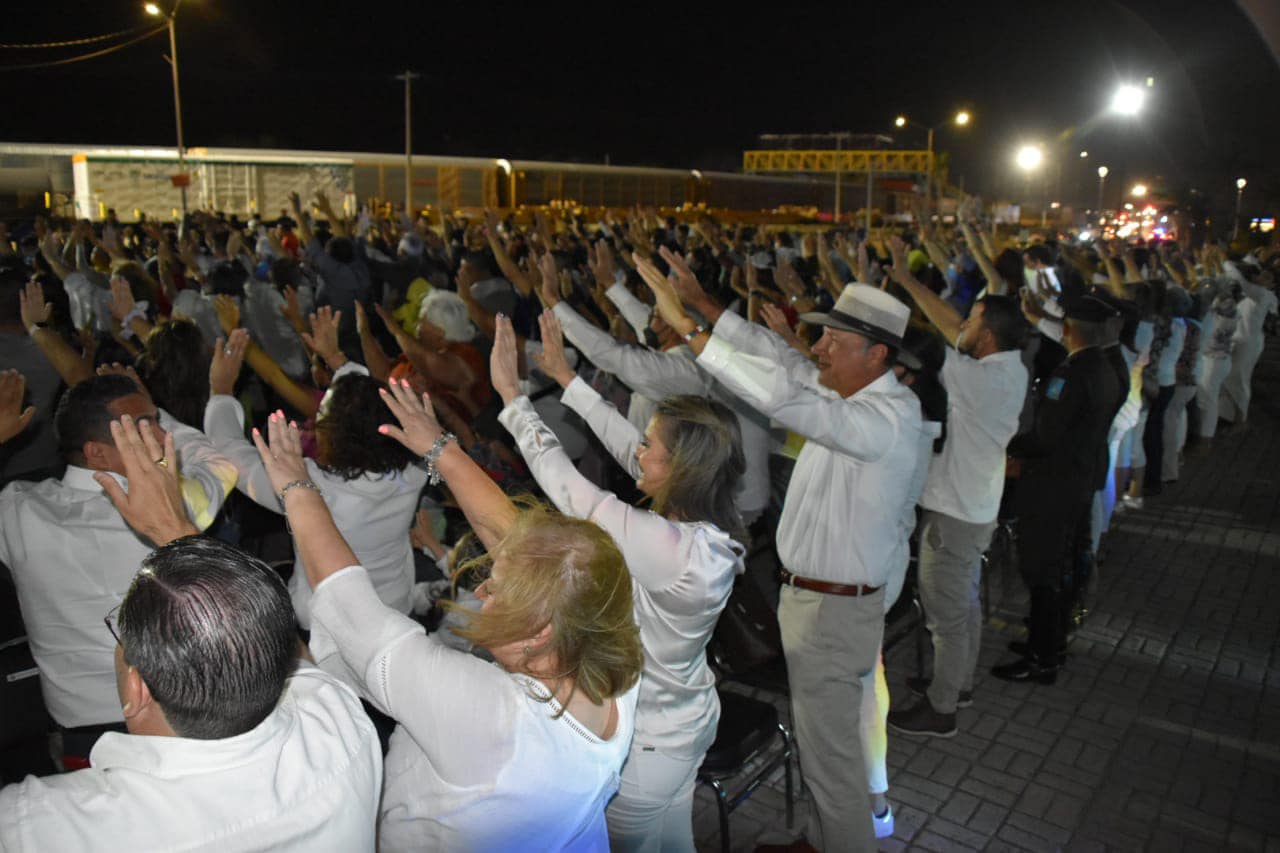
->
xmin=695 ymin=341 xmax=1280 ymax=852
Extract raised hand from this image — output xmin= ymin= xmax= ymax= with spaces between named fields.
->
xmin=108 ymin=276 xmax=136 ymax=323
xmin=209 ymin=329 xmax=250 ymax=396
xmin=279 ymin=285 xmax=306 ymax=332
xmin=250 ymin=410 xmax=313 ymax=498
xmin=302 ymin=306 xmax=343 ymax=366
xmin=94 ymin=414 xmax=195 ymax=546
xmin=18 ymin=281 xmax=51 ymax=329
xmin=587 ymin=239 xmax=616 ymax=288
xmin=95 ymin=362 xmax=150 ymax=398
xmin=0 ymin=370 xmax=36 ymax=444
xmin=887 ymin=235 xmax=911 ymax=282
xmin=633 ymin=252 xmax=689 ymax=331
xmin=533 ymin=310 xmax=577 ymax=387
xmin=657 ymin=246 xmax=710 ymax=309
xmin=537 ymin=250 xmax=561 ymax=308
xmin=378 ymin=377 xmax=445 ymax=456
xmin=760 ymin=303 xmax=811 ymax=356
xmin=774 ymin=258 xmax=807 ymax=300
xmin=489 ymin=314 xmax=523 ymax=404
xmin=213 ymin=294 xmax=241 ymax=336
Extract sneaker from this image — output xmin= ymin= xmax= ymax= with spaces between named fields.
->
xmin=887 ymin=697 xmax=957 ymax=738
xmin=904 ymin=676 xmax=973 ymax=708
xmin=871 ymin=804 xmax=894 ymax=839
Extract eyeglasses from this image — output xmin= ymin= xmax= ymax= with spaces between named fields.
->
xmin=104 ymin=604 xmax=123 ymax=648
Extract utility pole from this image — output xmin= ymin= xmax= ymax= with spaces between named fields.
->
xmin=395 ymin=71 xmax=420 ymax=215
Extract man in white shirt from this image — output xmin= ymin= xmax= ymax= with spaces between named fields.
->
xmin=0 ymin=480 xmax=381 ymax=852
xmin=883 ymin=241 xmax=1029 ymax=736
xmin=0 ymin=374 xmax=236 ymax=739
xmin=641 ymin=265 xmax=922 ymax=852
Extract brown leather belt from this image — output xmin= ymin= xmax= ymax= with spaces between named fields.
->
xmin=779 ymin=568 xmax=881 ymax=597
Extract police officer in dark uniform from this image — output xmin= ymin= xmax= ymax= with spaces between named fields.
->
xmin=992 ymin=294 xmax=1127 ymax=683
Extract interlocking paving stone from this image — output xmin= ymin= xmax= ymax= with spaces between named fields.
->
xmin=695 ymin=342 xmax=1280 ymax=851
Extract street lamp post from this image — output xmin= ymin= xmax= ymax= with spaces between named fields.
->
xmin=1234 ymin=178 xmax=1247 ymax=241
xmin=395 ymin=71 xmax=420 ymax=216
xmin=146 ymin=2 xmax=186 ymax=230
xmin=896 ymin=110 xmax=970 ymax=202
xmin=1096 ymin=165 xmax=1109 ymax=213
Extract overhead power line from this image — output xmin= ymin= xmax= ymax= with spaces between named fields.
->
xmin=0 ymin=24 xmax=167 ymax=72
xmin=0 ymin=23 xmax=156 ymax=50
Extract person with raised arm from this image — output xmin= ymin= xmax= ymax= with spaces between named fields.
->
xmin=636 ymin=253 xmax=923 ymax=851
xmin=257 ymin=380 xmax=643 ymax=850
xmin=0 ymin=414 xmax=383 ymax=851
xmin=496 ymin=310 xmax=745 ymax=851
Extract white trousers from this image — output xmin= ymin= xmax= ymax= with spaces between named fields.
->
xmin=607 ymin=747 xmax=700 ymax=853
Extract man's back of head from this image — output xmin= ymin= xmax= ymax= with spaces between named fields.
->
xmin=54 ymin=374 xmax=141 ymax=466
xmin=118 ymin=537 xmax=297 ymax=739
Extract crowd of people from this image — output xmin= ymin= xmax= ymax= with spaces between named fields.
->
xmin=0 ymin=195 xmax=1275 ymax=851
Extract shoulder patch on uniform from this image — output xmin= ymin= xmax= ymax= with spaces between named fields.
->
xmin=1045 ymin=376 xmax=1066 ymax=400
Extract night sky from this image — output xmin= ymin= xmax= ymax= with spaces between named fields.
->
xmin=5 ymin=1 xmax=1278 ymax=215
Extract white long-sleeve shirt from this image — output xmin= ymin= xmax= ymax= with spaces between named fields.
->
xmin=203 ymin=393 xmax=425 ymax=629
xmin=552 ymin=301 xmax=775 ymax=520
xmin=696 ymin=311 xmax=923 ymax=586
xmin=0 ymin=413 xmax=236 ymax=727
xmin=0 ymin=666 xmax=382 ymax=853
xmin=922 ymin=347 xmax=1028 ymax=525
xmin=499 ymin=382 xmax=743 ymax=759
xmin=309 ymin=566 xmax=638 ymax=852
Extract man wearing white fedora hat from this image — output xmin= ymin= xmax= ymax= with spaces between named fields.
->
xmin=638 ymin=258 xmax=922 ymax=852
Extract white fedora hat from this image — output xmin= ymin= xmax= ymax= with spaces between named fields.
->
xmin=799 ymin=283 xmax=910 ymax=349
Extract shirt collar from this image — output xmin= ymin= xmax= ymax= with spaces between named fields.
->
xmin=90 ymin=690 xmax=291 ymax=775
xmin=978 ymin=349 xmax=1024 ymax=365
xmin=61 ymin=465 xmax=122 ymax=493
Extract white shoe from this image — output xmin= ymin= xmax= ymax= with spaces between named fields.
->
xmin=872 ymin=804 xmax=894 ymax=839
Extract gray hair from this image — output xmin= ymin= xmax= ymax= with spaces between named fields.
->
xmin=420 ymin=290 xmax=478 ymax=343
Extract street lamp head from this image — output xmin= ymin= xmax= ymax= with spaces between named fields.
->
xmin=144 ymin=2 xmax=162 ymax=15
xmin=894 ymin=115 xmax=907 ymax=128
xmin=954 ymin=111 xmax=971 ymax=126
xmin=1079 ymin=150 xmax=1088 ymax=159
xmin=1110 ymin=84 xmax=1145 ymax=116
xmin=1097 ymin=165 xmax=1109 ymax=178
xmin=1131 ymin=183 xmax=1147 ymax=197
xmin=1015 ymin=145 xmax=1044 ymax=172
xmin=1236 ymin=177 xmax=1247 ymax=190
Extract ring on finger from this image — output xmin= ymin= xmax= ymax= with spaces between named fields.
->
xmin=154 ymin=458 xmax=167 ymax=467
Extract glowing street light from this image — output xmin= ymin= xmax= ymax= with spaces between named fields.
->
xmin=1096 ymin=165 xmax=1109 ymax=211
xmin=954 ymin=110 xmax=971 ymax=126
xmin=895 ymin=115 xmax=907 ymax=128
xmin=1110 ymin=84 xmax=1146 ymax=116
xmin=1131 ymin=183 xmax=1148 ymax=197
xmin=144 ymin=2 xmax=161 ymax=13
xmin=1234 ymin=178 xmax=1247 ymax=240
xmin=1079 ymin=150 xmax=1089 ymax=158
xmin=1015 ymin=145 xmax=1044 ymax=172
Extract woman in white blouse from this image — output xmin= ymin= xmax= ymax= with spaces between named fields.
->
xmin=494 ymin=312 xmax=747 ymax=853
xmin=251 ymin=393 xmax=644 ymax=852
xmin=204 ymin=322 xmax=425 ymax=629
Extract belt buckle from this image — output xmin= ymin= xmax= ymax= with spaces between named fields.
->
xmin=782 ymin=569 xmax=796 ymax=587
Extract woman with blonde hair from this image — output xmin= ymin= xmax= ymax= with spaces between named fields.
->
xmin=491 ymin=311 xmax=747 ymax=852
xmin=249 ymin=384 xmax=644 ymax=851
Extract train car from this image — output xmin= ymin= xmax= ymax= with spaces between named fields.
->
xmin=0 ymin=142 xmax=835 ymax=222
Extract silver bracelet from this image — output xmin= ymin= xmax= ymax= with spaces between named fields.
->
xmin=424 ymin=433 xmax=458 ymax=486
xmin=278 ymin=479 xmax=321 ymax=504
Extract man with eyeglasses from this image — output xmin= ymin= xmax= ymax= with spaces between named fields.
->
xmin=0 ymin=372 xmax=236 ymax=760
xmin=0 ymin=416 xmax=382 ymax=851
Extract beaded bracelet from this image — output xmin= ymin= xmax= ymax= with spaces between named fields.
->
xmin=278 ymin=479 xmax=321 ymax=504
xmin=424 ymin=433 xmax=459 ymax=486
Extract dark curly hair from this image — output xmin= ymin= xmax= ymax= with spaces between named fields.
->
xmin=314 ymin=373 xmax=417 ymax=479
xmin=135 ymin=319 xmax=210 ymax=428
